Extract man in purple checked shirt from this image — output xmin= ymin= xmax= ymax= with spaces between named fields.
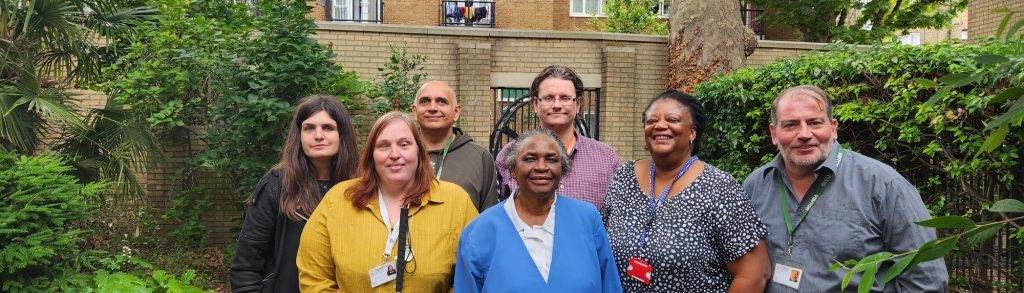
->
xmin=495 ymin=65 xmax=621 ymax=209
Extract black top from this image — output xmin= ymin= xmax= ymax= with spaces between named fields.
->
xmin=230 ymin=170 xmax=329 ymax=293
xmin=601 ymin=162 xmax=767 ymax=292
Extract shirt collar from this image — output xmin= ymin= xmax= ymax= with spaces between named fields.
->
xmin=568 ymin=131 xmax=584 ymax=157
xmin=504 ymin=193 xmax=556 ymax=235
xmin=762 ymin=142 xmax=842 ymax=179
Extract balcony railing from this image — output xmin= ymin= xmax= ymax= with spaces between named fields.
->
xmin=328 ymin=0 xmax=383 ymax=23
xmin=741 ymin=9 xmax=765 ymax=39
xmin=441 ymin=1 xmax=495 ymax=28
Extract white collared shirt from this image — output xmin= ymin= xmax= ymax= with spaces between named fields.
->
xmin=504 ymin=194 xmax=556 ymax=282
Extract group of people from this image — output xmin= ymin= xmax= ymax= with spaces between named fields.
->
xmin=229 ymin=65 xmax=948 ymax=293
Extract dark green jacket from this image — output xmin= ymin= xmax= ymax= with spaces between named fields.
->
xmin=428 ymin=128 xmax=499 ymax=211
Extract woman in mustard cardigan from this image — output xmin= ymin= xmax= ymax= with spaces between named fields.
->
xmin=297 ymin=112 xmax=478 ymax=292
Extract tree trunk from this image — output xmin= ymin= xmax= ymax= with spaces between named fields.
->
xmin=667 ymin=0 xmax=757 ymax=93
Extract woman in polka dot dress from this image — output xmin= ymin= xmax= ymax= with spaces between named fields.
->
xmin=601 ymin=89 xmax=770 ymax=292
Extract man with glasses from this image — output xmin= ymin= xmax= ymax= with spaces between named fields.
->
xmin=495 ymin=65 xmax=621 ymax=208
xmin=412 ymin=80 xmax=499 ymax=211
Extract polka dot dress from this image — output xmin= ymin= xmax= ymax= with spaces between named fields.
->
xmin=600 ymin=161 xmax=767 ymax=292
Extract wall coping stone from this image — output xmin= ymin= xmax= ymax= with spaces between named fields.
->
xmin=316 ymin=22 xmax=834 ymax=51
xmin=317 ymin=22 xmax=668 ymax=43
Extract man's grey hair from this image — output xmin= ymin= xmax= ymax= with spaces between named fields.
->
xmin=502 ymin=129 xmax=572 ymax=176
xmin=771 ymin=85 xmax=833 ymax=124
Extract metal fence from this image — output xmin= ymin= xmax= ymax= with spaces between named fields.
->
xmin=740 ymin=9 xmax=765 ymax=39
xmin=441 ymin=1 xmax=496 ymax=28
xmin=488 ymin=87 xmax=601 ymax=158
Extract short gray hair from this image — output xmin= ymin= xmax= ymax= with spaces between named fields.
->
xmin=771 ymin=85 xmax=833 ymax=124
xmin=502 ymin=129 xmax=572 ymax=176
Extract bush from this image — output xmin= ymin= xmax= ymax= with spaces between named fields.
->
xmin=0 ymin=151 xmax=104 ymax=291
xmin=694 ymin=39 xmax=1023 ymax=290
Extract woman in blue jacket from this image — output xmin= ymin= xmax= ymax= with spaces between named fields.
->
xmin=455 ymin=129 xmax=621 ymax=292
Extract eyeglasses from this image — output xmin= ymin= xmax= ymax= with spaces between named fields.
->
xmin=536 ymin=95 xmax=577 ymax=105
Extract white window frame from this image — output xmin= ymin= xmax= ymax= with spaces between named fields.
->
xmin=655 ymin=0 xmax=669 ymax=18
xmin=898 ymin=32 xmax=922 ymax=46
xmin=570 ymin=0 xmax=605 ymax=17
xmin=331 ymin=0 xmax=380 ymax=21
xmin=959 ymin=29 xmax=968 ymax=41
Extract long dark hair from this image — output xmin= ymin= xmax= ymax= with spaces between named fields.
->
xmin=346 ymin=112 xmax=435 ymax=207
xmin=275 ymin=95 xmax=358 ymax=220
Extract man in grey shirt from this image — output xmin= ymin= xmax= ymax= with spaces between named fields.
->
xmin=742 ymin=85 xmax=947 ymax=292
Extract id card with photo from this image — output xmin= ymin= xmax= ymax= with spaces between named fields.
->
xmin=771 ymin=256 xmax=803 ymax=290
xmin=368 ymin=261 xmax=397 ymax=288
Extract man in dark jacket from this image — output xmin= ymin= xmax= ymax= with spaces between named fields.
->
xmin=412 ymin=80 xmax=499 ymax=211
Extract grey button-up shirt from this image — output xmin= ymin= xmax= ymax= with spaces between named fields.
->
xmin=742 ymin=143 xmax=947 ymax=292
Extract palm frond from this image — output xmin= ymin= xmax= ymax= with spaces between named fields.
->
xmin=56 ymin=97 xmax=164 ymax=201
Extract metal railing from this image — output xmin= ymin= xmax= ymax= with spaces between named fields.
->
xmin=488 ymin=88 xmax=601 ymax=158
xmin=441 ymin=1 xmax=495 ymax=28
xmin=327 ymin=0 xmax=384 ymax=23
xmin=740 ymin=9 xmax=765 ymax=39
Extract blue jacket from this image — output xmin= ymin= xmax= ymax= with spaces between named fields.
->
xmin=455 ymin=195 xmax=622 ymax=292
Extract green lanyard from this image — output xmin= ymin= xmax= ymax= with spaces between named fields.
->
xmin=776 ymin=148 xmax=844 ymax=255
xmin=434 ymin=135 xmax=454 ymax=179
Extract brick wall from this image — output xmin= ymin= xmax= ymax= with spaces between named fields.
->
xmin=385 ymin=0 xmax=438 ymax=26
xmin=970 ymin=0 xmax=1024 ymax=40
xmin=74 ymin=24 xmax=825 ymax=245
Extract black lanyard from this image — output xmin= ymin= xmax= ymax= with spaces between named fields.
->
xmin=395 ymin=207 xmax=410 ymax=293
xmin=776 ymin=148 xmax=844 ymax=255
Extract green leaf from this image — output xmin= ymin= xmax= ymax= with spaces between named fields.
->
xmin=976 ymin=126 xmax=1009 ymax=155
xmin=990 ymin=199 xmax=1024 ymax=213
xmin=995 ymin=10 xmax=1016 ymax=38
xmin=829 ymin=260 xmax=844 ymax=272
xmin=882 ymin=250 xmax=918 ymax=285
xmin=915 ymin=216 xmax=975 ymax=229
xmin=937 ymin=73 xmax=970 ymax=85
xmin=985 ymin=95 xmax=1024 ymax=131
xmin=965 ymin=223 xmax=1005 ymax=246
xmin=910 ymin=238 xmax=957 ymax=267
xmin=922 ymin=88 xmax=949 ymax=108
xmin=975 ymin=54 xmax=1010 ymax=65
xmin=842 ymin=270 xmax=855 ymax=290
xmin=913 ymin=78 xmax=938 ymax=88
xmin=989 ymin=87 xmax=1024 ymax=104
xmin=1006 ymin=18 xmax=1024 ymax=40
xmin=859 ymin=262 xmax=879 ymax=293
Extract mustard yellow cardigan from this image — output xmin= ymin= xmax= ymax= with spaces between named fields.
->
xmin=297 ymin=179 xmax=479 ymax=292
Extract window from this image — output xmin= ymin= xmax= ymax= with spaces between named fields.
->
xmin=898 ymin=32 xmax=921 ymax=46
xmin=571 ymin=0 xmax=603 ymax=16
xmin=960 ymin=29 xmax=968 ymax=41
xmin=653 ymin=0 xmax=669 ymax=17
xmin=330 ymin=0 xmax=382 ymax=22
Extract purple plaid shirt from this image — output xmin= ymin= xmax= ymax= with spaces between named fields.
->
xmin=496 ymin=133 xmax=621 ymax=209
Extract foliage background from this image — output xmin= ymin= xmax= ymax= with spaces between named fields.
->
xmin=694 ymin=39 xmax=1024 ymax=290
xmin=746 ymin=0 xmax=967 ymax=43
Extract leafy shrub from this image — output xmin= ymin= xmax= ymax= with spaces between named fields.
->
xmin=694 ymin=39 xmax=1023 ymax=290
xmin=162 ymin=187 xmax=211 ymax=248
xmin=370 ymin=44 xmax=428 ymax=115
xmin=587 ymin=0 xmax=668 ymax=35
xmin=104 ymin=0 xmax=366 ymax=199
xmin=0 ymin=151 xmax=105 ymax=291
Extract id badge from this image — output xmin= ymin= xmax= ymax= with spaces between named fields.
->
xmin=368 ymin=261 xmax=397 ymax=288
xmin=771 ymin=253 xmax=803 ymax=290
xmin=625 ymin=257 xmax=653 ymax=285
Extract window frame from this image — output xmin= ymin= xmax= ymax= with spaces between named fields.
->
xmin=570 ymin=0 xmax=605 ymax=17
